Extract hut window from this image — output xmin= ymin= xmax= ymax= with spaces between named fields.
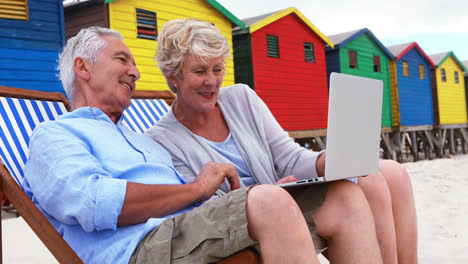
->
xmin=419 ymin=64 xmax=425 ymax=79
xmin=441 ymin=69 xmax=446 ymax=82
xmin=373 ymin=56 xmax=381 ymax=72
xmin=349 ymin=51 xmax=357 ymax=68
xmin=304 ymin=42 xmax=315 ymax=63
xmin=402 ymin=61 xmax=409 ymax=76
xmin=266 ymin=35 xmax=279 ymax=58
xmin=136 ymin=9 xmax=157 ymax=40
xmin=0 ymin=0 xmax=28 ymax=20
xmin=455 ymin=71 xmax=459 ymax=83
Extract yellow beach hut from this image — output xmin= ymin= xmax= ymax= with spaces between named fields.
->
xmin=429 ymin=51 xmax=468 ymax=155
xmin=64 ymin=0 xmax=245 ymax=92
xmin=429 ymin=51 xmax=467 ymax=125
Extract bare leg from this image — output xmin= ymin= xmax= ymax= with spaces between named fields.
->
xmin=379 ymin=160 xmax=418 ymax=264
xmin=246 ymin=184 xmax=319 ymax=264
xmin=358 ymin=171 xmax=398 ymax=264
xmin=313 ymin=180 xmax=383 ymax=264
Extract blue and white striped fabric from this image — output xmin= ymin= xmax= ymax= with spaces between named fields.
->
xmin=122 ymin=98 xmax=170 ymax=134
xmin=0 ymin=97 xmax=68 ymax=189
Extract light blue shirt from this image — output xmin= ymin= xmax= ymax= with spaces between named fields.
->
xmin=23 ymin=107 xmax=192 ymax=264
xmin=197 ymin=132 xmax=256 ymax=186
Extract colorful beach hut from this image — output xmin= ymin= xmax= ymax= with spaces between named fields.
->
xmin=387 ymin=42 xmax=435 ymax=127
xmin=429 ymin=51 xmax=467 ymax=125
xmin=64 ymin=0 xmax=245 ymax=92
xmin=325 ymin=28 xmax=395 ymax=128
xmin=429 ymin=51 xmax=467 ymax=154
xmin=232 ymin=7 xmax=334 ymax=135
xmin=0 ymin=0 xmax=66 ymax=93
xmin=463 ymin=60 xmax=468 ymax=119
xmin=325 ymin=28 xmax=396 ymax=158
xmin=386 ymin=42 xmax=436 ymax=160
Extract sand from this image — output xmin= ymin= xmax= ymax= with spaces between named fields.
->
xmin=3 ymin=154 xmax=468 ymax=263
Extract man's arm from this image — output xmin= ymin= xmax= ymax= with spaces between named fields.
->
xmin=118 ymin=162 xmax=240 ymax=226
xmin=26 ymin=124 xmax=239 ymax=230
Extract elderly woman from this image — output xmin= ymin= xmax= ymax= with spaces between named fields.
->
xmin=147 ymin=19 xmax=416 ymax=263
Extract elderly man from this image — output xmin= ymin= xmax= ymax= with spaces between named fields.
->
xmin=22 ymin=26 xmax=345 ymax=264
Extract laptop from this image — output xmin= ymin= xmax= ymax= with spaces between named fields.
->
xmin=280 ymin=72 xmax=383 ymax=189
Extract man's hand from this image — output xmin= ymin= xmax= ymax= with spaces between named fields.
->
xmin=193 ymin=162 xmax=241 ymax=201
xmin=119 ymin=162 xmax=239 ymax=226
xmin=276 ymin=175 xmax=298 ymax=184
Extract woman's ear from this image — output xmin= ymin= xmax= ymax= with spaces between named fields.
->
xmin=167 ymin=75 xmax=177 ymax=87
xmin=73 ymin=57 xmax=91 ymax=81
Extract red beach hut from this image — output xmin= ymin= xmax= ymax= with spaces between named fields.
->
xmin=232 ymin=7 xmax=334 ymax=134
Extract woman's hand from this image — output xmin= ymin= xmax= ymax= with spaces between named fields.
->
xmin=316 ymin=152 xmax=326 ymax=177
xmin=276 ymin=175 xmax=298 ymax=184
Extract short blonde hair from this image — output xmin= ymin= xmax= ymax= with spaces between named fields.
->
xmin=155 ymin=18 xmax=231 ymax=92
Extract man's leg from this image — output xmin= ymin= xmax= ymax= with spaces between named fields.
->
xmin=313 ymin=180 xmax=383 ymax=264
xmin=358 ymin=171 xmax=398 ymax=264
xmin=379 ymin=160 xmax=418 ymax=264
xmin=246 ymin=184 xmax=319 ymax=264
xmin=130 ymin=185 xmax=320 ymax=264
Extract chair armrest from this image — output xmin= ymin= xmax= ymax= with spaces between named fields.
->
xmin=217 ymin=247 xmax=259 ymax=264
xmin=0 ymin=165 xmax=83 ymax=264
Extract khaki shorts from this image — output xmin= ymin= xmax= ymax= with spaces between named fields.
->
xmin=129 ymin=183 xmax=328 ymax=264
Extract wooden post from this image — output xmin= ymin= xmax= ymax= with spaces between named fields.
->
xmin=410 ymin=131 xmax=419 ymax=161
xmin=423 ymin=131 xmax=434 ymax=160
xmin=392 ymin=131 xmax=403 ymax=162
xmin=381 ymin=132 xmax=395 ymax=160
xmin=449 ymin=129 xmax=456 ymax=155
xmin=435 ymin=129 xmax=447 ymax=158
xmin=455 ymin=128 xmax=468 ymax=154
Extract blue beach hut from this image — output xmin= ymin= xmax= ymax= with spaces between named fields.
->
xmin=0 ymin=0 xmax=66 ymax=94
xmin=387 ymin=42 xmax=435 ymax=128
xmin=385 ymin=42 xmax=438 ymax=160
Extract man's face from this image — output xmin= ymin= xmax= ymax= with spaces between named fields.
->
xmin=87 ymin=36 xmax=140 ymax=117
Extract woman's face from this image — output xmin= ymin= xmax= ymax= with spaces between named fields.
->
xmin=170 ymin=54 xmax=224 ymax=114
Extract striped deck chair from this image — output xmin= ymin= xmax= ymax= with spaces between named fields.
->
xmin=0 ymin=85 xmax=83 ymax=263
xmin=0 ymin=86 xmax=258 ymax=264
xmin=123 ymin=90 xmax=175 ymax=133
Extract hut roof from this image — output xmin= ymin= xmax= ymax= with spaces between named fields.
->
xmin=234 ymin=7 xmax=333 ymax=48
xmin=387 ymin=42 xmax=435 ymax=67
xmin=327 ymin=29 xmax=362 ymax=46
xmin=104 ymin=0 xmax=246 ymax=29
xmin=462 ymin=60 xmax=468 ymax=75
xmin=326 ymin=28 xmax=394 ymax=59
xmin=429 ymin=51 xmax=467 ymax=71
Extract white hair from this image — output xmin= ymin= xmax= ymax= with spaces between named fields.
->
xmin=57 ymin=26 xmax=123 ymax=100
xmin=155 ymin=19 xmax=231 ymax=93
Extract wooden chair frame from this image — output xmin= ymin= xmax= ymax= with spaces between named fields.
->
xmin=0 ymin=86 xmax=258 ymax=264
xmin=0 ymin=86 xmax=82 ymax=264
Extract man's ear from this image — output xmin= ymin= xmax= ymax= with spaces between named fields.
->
xmin=73 ymin=57 xmax=91 ymax=81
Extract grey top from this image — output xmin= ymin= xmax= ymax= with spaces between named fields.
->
xmin=146 ymin=84 xmax=321 ymax=197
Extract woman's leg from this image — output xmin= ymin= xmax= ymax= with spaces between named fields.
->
xmin=358 ymin=171 xmax=398 ymax=264
xmin=313 ymin=180 xmax=383 ymax=264
xmin=379 ymin=160 xmax=418 ymax=264
xmin=246 ymin=184 xmax=320 ymax=264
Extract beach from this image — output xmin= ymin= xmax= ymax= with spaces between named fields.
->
xmin=3 ymin=154 xmax=468 ymax=263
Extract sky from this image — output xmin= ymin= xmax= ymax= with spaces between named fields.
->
xmin=217 ymin=0 xmax=468 ymax=63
